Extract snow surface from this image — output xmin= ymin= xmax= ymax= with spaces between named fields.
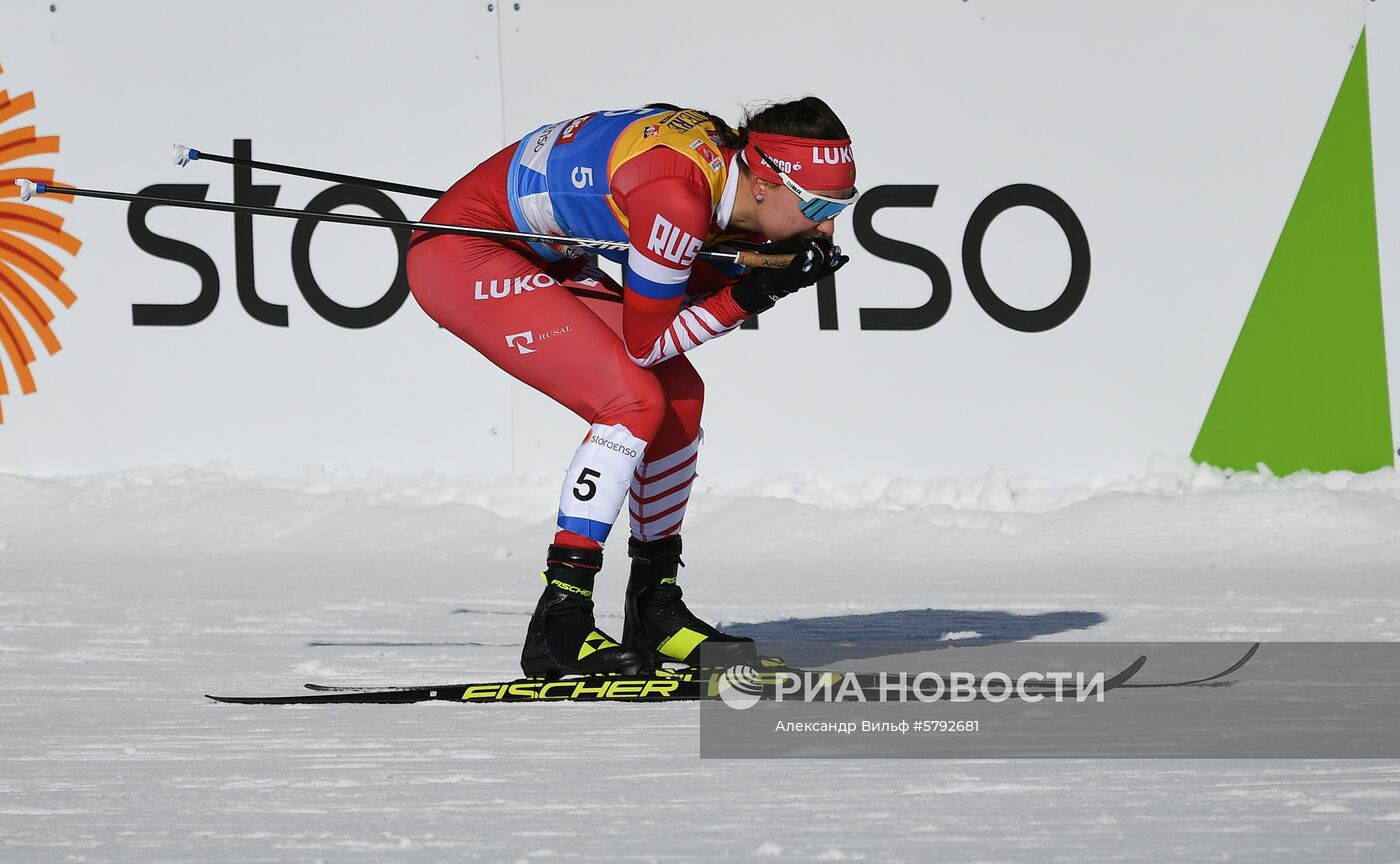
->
xmin=2 ymin=456 xmax=1399 ymax=862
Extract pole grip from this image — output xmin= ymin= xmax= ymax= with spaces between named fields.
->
xmin=734 ymin=250 xmax=798 ymax=269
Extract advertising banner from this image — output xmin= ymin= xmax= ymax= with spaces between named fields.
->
xmin=0 ymin=1 xmax=1392 ymax=483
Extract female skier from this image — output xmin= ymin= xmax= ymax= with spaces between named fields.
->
xmin=406 ymin=98 xmax=858 ymax=678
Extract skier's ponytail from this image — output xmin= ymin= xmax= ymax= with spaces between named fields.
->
xmin=644 ymin=100 xmax=858 ymax=151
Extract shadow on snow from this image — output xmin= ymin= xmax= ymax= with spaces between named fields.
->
xmin=720 ymin=608 xmax=1106 ymax=667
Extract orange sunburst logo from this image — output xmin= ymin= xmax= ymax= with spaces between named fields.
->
xmin=0 ymin=61 xmax=80 ymax=424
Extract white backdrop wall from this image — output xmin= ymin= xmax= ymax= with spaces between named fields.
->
xmin=0 ymin=0 xmax=1394 ymax=483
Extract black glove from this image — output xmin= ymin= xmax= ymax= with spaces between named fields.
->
xmin=730 ymin=237 xmax=849 ymax=315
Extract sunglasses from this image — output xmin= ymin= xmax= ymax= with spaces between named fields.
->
xmin=753 ymin=145 xmax=860 ymax=223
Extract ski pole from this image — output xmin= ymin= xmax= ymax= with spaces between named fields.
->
xmin=171 ymin=145 xmax=443 ymax=198
xmin=13 ymin=180 xmax=800 ymax=269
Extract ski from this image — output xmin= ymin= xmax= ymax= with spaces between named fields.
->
xmin=299 ymin=656 xmax=801 ymax=692
xmin=297 ymin=642 xmax=1259 ymax=694
xmin=206 ymin=655 xmax=1147 ymax=705
xmin=1117 ymin=641 xmax=1259 ymax=688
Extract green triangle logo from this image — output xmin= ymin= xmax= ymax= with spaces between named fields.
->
xmin=1193 ymin=30 xmax=1392 ymax=475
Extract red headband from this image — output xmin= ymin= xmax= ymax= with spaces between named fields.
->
xmin=744 ymin=131 xmax=857 ymax=192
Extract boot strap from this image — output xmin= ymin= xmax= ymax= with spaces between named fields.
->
xmin=628 ymin=536 xmax=683 ymax=566
xmin=547 ymin=544 xmax=603 ymax=571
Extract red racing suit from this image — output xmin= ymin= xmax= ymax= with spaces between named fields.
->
xmin=407 ymin=107 xmax=761 ymax=549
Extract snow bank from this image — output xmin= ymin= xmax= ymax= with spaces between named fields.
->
xmin=3 ymin=454 xmax=1396 ymax=521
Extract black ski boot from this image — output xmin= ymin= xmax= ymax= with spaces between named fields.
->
xmin=623 ymin=537 xmax=757 ymax=668
xmin=520 ymin=545 xmax=653 ymax=679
